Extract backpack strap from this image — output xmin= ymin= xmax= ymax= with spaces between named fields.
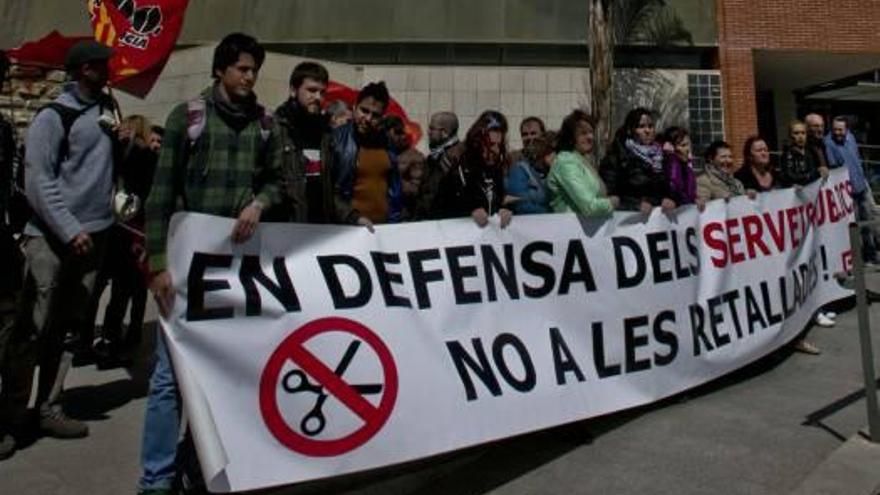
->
xmin=257 ymin=106 xmax=274 ymax=143
xmin=186 ymin=96 xmax=207 ymax=144
xmin=177 ymin=98 xmax=275 ymax=210
xmin=38 ymin=101 xmax=99 ymax=173
xmin=254 ymin=105 xmax=274 ymax=176
xmin=185 ymin=98 xmax=274 ymax=143
xmin=174 ymin=97 xmax=209 ymax=211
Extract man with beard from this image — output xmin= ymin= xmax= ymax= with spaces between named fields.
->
xmin=0 ymin=41 xmax=116 ymax=457
xmin=825 ymin=116 xmax=878 ymax=264
xmin=413 ymin=111 xmax=463 ymax=220
xmin=334 ymin=82 xmax=401 ymax=225
xmin=270 ymin=62 xmax=358 ymax=224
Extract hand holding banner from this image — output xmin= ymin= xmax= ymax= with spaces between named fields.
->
xmin=162 ymin=170 xmax=855 ymax=492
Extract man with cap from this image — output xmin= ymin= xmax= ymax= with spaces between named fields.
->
xmin=0 ymin=40 xmax=116 ymax=456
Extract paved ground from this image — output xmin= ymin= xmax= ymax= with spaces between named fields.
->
xmin=4 ymin=289 xmax=880 ymax=495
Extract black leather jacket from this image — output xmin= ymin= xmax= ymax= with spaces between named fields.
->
xmin=600 ymin=140 xmax=671 ymax=210
xmin=779 ymin=145 xmax=821 ymax=187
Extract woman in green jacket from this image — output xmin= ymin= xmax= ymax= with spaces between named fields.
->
xmin=547 ymin=110 xmax=619 ymax=216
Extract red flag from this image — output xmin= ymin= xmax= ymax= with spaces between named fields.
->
xmin=88 ymin=0 xmax=189 ymax=97
xmin=6 ymin=31 xmax=91 ymax=68
xmin=326 ymin=81 xmax=424 ymax=146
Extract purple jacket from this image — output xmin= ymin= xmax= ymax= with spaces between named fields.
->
xmin=663 ymin=152 xmax=697 ymax=205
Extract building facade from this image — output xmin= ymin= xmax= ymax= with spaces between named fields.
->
xmin=716 ymin=0 xmax=880 ymax=153
xmin=1 ymin=0 xmax=878 ymax=157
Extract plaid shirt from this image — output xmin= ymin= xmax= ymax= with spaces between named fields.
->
xmin=145 ymin=87 xmax=283 ymax=272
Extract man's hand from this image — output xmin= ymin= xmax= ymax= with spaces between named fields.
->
xmin=330 ymin=110 xmax=352 ymax=129
xmin=660 ymin=198 xmax=677 ymax=212
xmin=231 ymin=202 xmax=262 ymax=243
xmin=499 ymin=208 xmax=513 ymax=229
xmin=472 ymin=208 xmax=489 ymax=228
xmin=609 ymin=195 xmax=621 ymax=209
xmin=357 ymin=216 xmax=375 ymax=233
xmin=70 ymin=232 xmax=93 ymax=256
xmin=149 ymin=270 xmax=174 ymax=318
xmin=696 ymin=198 xmax=707 ymax=212
xmin=746 ymin=189 xmax=758 ymax=200
xmin=639 ymin=201 xmax=653 ymax=215
xmin=819 ymin=166 xmax=830 ymax=179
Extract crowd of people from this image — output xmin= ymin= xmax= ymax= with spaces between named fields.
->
xmin=0 ymin=32 xmax=876 ymax=495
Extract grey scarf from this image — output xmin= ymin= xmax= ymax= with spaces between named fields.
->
xmin=429 ymin=136 xmax=460 ymax=161
xmin=705 ymin=163 xmax=745 ymax=196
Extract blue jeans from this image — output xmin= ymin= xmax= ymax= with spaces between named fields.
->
xmin=138 ymin=330 xmax=180 ymax=490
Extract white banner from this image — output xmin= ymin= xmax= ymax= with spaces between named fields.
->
xmin=161 ymin=169 xmax=855 ymax=493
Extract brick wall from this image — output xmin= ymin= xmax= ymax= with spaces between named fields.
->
xmin=716 ymin=0 xmax=880 ymax=155
xmin=0 ymin=66 xmax=66 ymax=137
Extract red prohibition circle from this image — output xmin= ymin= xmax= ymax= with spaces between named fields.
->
xmin=259 ymin=317 xmax=398 ymax=457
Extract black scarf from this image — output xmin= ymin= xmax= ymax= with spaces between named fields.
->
xmin=211 ymin=84 xmax=261 ymax=132
xmin=280 ymin=98 xmax=326 ymax=148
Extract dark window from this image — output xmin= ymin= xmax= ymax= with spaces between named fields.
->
xmin=687 ymin=72 xmax=725 ymax=161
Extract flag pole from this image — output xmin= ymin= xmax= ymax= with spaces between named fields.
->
xmin=107 ymin=86 xmax=124 ymax=123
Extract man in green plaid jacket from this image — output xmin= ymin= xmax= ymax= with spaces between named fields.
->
xmin=138 ymin=33 xmax=281 ymax=495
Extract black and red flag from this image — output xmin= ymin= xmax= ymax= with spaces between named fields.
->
xmin=88 ymin=0 xmax=189 ymax=97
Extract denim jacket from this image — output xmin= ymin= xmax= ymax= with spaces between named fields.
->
xmin=505 ymin=158 xmax=550 ymax=214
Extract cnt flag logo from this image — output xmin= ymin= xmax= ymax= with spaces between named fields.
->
xmin=92 ymin=0 xmax=164 ymax=50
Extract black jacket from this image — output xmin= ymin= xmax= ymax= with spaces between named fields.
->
xmin=779 ymin=145 xmax=822 ymax=187
xmin=735 ymin=165 xmax=778 ymax=193
xmin=437 ymin=151 xmax=506 ymax=219
xmin=269 ymin=102 xmax=356 ymax=224
xmin=414 ymin=142 xmax=464 ymax=220
xmin=600 ymin=140 xmax=671 ymax=210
